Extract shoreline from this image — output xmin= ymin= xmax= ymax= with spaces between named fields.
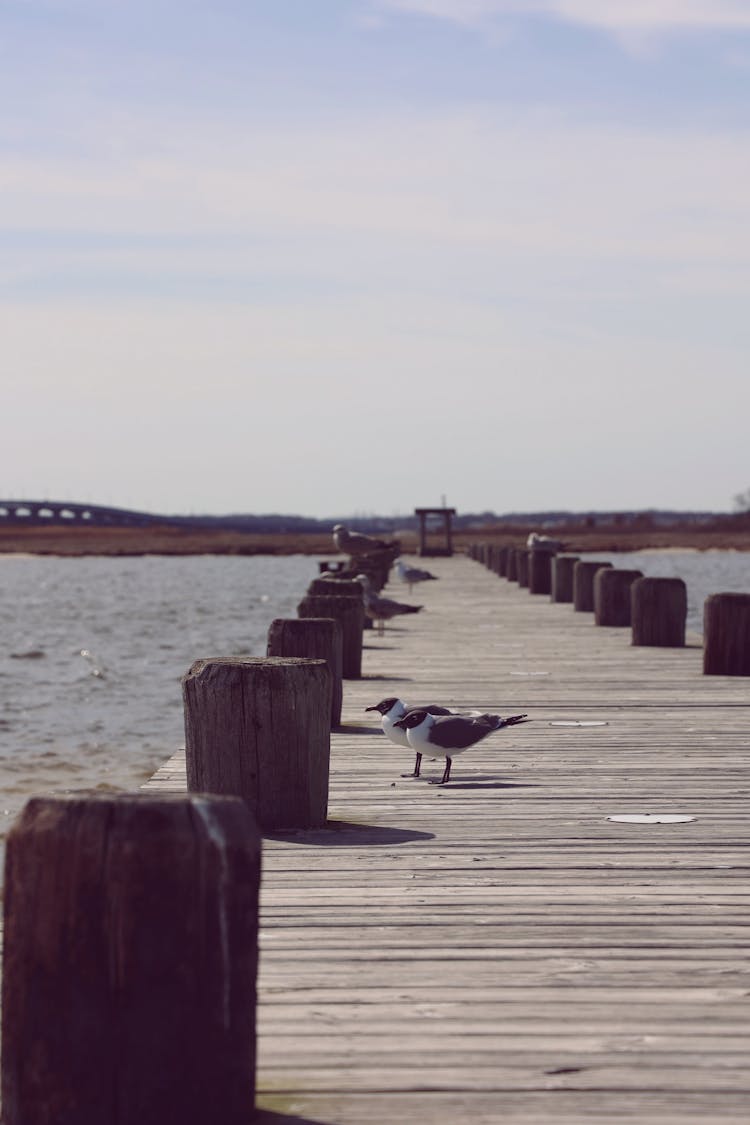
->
xmin=1 ymin=523 xmax=750 ymax=558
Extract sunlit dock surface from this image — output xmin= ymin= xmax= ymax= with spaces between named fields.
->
xmin=147 ymin=555 xmax=750 ymax=1124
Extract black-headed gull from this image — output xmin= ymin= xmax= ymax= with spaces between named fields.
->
xmin=365 ymin=696 xmax=454 ymax=776
xmin=394 ymin=709 xmax=528 ymax=785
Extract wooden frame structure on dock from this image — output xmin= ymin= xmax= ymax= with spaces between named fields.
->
xmin=414 ymin=506 xmax=456 ymax=557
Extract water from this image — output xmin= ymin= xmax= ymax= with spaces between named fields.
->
xmin=0 ymin=554 xmax=318 ymax=843
xmin=579 ymin=549 xmax=750 ymax=634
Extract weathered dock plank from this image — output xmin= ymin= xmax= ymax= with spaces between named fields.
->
xmin=146 ymin=555 xmax=750 ymax=1124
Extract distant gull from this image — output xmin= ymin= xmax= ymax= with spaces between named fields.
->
xmin=526 ymin=532 xmax=564 ymax=552
xmin=394 ymin=709 xmax=528 ymax=785
xmin=333 ymin=524 xmax=391 ymax=556
xmin=355 ymin=574 xmax=422 ymax=635
xmin=365 ymin=696 xmax=454 ymax=777
xmin=395 ymin=558 xmax=438 ymax=592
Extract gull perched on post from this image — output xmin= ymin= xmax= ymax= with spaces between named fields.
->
xmin=333 ymin=524 xmax=390 ymax=556
xmin=394 ymin=558 xmax=438 ymax=592
xmin=394 ymin=709 xmax=529 ymax=785
xmin=354 ymin=574 xmax=422 ymax=635
xmin=527 ymin=532 xmax=564 ymax=552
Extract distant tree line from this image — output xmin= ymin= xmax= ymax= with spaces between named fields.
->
xmin=167 ymin=508 xmax=736 ymax=535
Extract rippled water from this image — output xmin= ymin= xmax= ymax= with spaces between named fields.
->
xmin=0 ymin=554 xmax=318 ymax=841
xmin=579 ymin=549 xmax=750 ymax=634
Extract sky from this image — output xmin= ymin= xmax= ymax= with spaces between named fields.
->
xmin=2 ymin=0 xmax=750 ymax=518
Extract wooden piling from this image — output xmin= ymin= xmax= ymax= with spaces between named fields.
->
xmin=703 ymin=592 xmax=750 ymax=675
xmin=528 ymin=548 xmax=556 ymax=595
xmin=306 ymin=577 xmax=363 ymax=598
xmin=506 ymin=547 xmax=518 ymax=582
xmin=267 ymin=617 xmax=343 ymax=727
xmin=550 ymin=554 xmax=580 ymax=603
xmin=594 ymin=568 xmax=644 ymax=626
xmin=573 ymin=560 xmax=613 ymax=612
xmin=297 ymin=594 xmax=364 ymax=678
xmin=516 ymin=549 xmax=530 ymax=588
xmin=318 ymin=560 xmax=346 ymax=574
xmin=631 ymin=577 xmax=687 ymax=647
xmin=183 ymin=656 xmax=331 ymax=829
xmin=1 ymin=792 xmax=260 ymax=1125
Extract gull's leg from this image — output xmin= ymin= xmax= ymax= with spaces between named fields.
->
xmin=401 ymin=751 xmax=422 ymax=779
xmin=430 ymin=756 xmax=452 ymax=785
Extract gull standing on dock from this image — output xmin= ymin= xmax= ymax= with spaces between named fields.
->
xmin=365 ymin=696 xmax=454 ymax=777
xmin=394 ymin=709 xmax=529 ymax=785
xmin=355 ymin=574 xmax=422 ymax=635
xmin=394 ymin=558 xmax=438 ymax=592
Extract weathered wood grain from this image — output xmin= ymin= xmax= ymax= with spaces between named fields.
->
xmin=2 ymin=793 xmax=260 ymax=1125
xmin=631 ymin=576 xmax=688 ymax=647
xmin=182 ymin=656 xmax=331 ymax=830
xmin=146 ymin=555 xmax=750 ymax=1124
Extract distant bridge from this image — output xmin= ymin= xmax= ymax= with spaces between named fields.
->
xmin=0 ymin=500 xmax=179 ymax=528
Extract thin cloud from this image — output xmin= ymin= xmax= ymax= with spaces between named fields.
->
xmin=376 ymin=0 xmax=750 ymax=32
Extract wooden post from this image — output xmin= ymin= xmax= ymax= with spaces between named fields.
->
xmin=528 ymin=548 xmax=556 ymax=595
xmin=703 ymin=593 xmax=750 ymax=675
xmin=551 ymin=555 xmax=580 ymax=603
xmin=417 ymin=509 xmax=427 ymax=555
xmin=267 ymin=617 xmax=343 ymax=727
xmin=318 ymin=560 xmax=345 ymax=574
xmin=497 ymin=547 xmax=509 ymax=577
xmin=573 ymin=560 xmax=613 ymax=612
xmin=517 ymin=549 xmax=530 ymax=588
xmin=631 ymin=577 xmax=687 ymax=647
xmin=297 ymin=594 xmax=364 ymax=678
xmin=594 ymin=568 xmax=644 ymax=626
xmin=183 ymin=656 xmax=331 ymax=830
xmin=443 ymin=508 xmax=454 ymax=555
xmin=306 ymin=577 xmax=363 ymax=598
xmin=1 ymin=793 xmax=260 ymax=1125
xmin=506 ymin=547 xmax=518 ymax=582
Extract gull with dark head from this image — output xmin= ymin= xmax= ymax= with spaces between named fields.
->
xmin=365 ymin=696 xmax=454 ymax=776
xmin=394 ymin=709 xmax=529 ymax=785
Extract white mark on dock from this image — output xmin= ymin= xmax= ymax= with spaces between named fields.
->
xmin=607 ymin=813 xmax=696 ymax=824
xmin=549 ymin=720 xmax=608 ymax=727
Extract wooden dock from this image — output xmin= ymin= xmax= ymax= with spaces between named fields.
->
xmin=147 ymin=555 xmax=750 ymax=1124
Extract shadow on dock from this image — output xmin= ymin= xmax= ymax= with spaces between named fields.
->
xmin=254 ymin=1110 xmax=331 ymax=1125
xmin=432 ymin=779 xmax=538 ymax=790
xmin=265 ymin=821 xmax=435 ymax=846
